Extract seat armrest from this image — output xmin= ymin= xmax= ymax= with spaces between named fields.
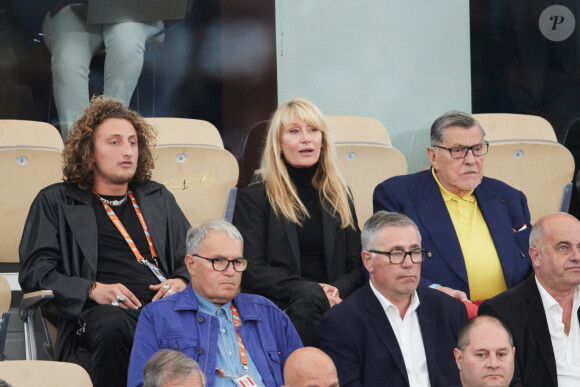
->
xmin=19 ymin=290 xmax=54 ymax=322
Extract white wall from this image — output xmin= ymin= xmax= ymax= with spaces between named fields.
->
xmin=276 ymin=0 xmax=472 ymax=172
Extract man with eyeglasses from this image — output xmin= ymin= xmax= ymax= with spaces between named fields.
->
xmin=127 ymin=220 xmax=303 ymax=387
xmin=319 ymin=211 xmax=467 ymax=387
xmin=373 ymin=110 xmax=532 ymax=303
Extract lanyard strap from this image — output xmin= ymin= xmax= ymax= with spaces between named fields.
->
xmin=95 ymin=190 xmax=158 ymax=261
xmin=231 ymin=303 xmax=248 ymax=368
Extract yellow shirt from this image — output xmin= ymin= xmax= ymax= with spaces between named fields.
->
xmin=432 ymin=169 xmax=507 ymax=300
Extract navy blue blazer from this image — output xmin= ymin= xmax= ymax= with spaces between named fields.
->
xmin=479 ymin=275 xmax=573 ymax=387
xmin=319 ymin=283 xmax=467 ymax=387
xmin=373 ymin=169 xmax=532 ymax=298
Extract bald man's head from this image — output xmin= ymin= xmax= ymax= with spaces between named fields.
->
xmin=283 ymin=347 xmax=339 ymax=387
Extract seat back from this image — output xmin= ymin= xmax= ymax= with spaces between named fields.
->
xmin=336 ymin=144 xmax=407 ymax=228
xmin=0 ymin=148 xmax=63 ymax=263
xmin=0 ymin=275 xmax=9 ymax=314
xmin=237 ymin=120 xmax=269 ymax=189
xmin=151 ymin=146 xmax=239 ymax=225
xmin=327 ymin=116 xmax=391 ymax=145
xmin=0 ymin=360 xmax=92 ymax=386
xmin=474 ymin=113 xmax=557 ymax=142
xmin=485 ymin=141 xmax=574 ymax=223
xmin=145 ymin=117 xmax=224 ymax=148
xmin=0 ymin=120 xmax=63 ymax=150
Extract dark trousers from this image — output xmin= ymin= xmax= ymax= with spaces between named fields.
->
xmin=285 ymin=283 xmax=330 ymax=347
xmin=77 ymin=303 xmax=141 ymax=387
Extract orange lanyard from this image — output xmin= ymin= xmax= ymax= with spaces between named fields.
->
xmin=95 ymin=190 xmax=158 ymax=261
xmin=231 ymin=303 xmax=248 ymax=368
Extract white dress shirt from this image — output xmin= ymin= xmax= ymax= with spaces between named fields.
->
xmin=536 ymin=276 xmax=580 ymax=387
xmin=370 ymin=281 xmax=431 ymax=387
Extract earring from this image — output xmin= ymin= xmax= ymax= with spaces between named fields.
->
xmin=280 ymin=151 xmax=283 ymax=156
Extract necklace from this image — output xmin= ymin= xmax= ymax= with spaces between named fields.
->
xmin=94 ymin=192 xmax=128 ymax=206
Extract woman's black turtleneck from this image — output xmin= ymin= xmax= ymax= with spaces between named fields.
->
xmin=286 ymin=161 xmax=328 ymax=283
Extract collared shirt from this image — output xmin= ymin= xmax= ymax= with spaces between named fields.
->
xmin=369 ymin=281 xmax=430 ymax=387
xmin=195 ymin=292 xmax=266 ymax=387
xmin=432 ymin=169 xmax=507 ymax=300
xmin=536 ymin=276 xmax=580 ymax=386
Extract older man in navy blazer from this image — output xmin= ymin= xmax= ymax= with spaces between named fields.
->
xmin=319 ymin=211 xmax=467 ymax=387
xmin=373 ymin=110 xmax=532 ymax=302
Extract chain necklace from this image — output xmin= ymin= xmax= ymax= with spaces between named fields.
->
xmin=94 ymin=192 xmax=128 ymax=206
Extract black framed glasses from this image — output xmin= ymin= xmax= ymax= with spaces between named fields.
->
xmin=194 ymin=254 xmax=248 ymax=272
xmin=367 ymin=248 xmax=432 ymax=264
xmin=433 ymin=141 xmax=489 ymax=159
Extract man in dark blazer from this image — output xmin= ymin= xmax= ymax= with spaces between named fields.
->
xmin=479 ymin=212 xmax=580 ymax=386
xmin=319 ymin=211 xmax=467 ymax=387
xmin=373 ymin=110 xmax=531 ymax=301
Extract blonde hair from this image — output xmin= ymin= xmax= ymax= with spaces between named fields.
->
xmin=259 ymin=98 xmax=355 ymax=229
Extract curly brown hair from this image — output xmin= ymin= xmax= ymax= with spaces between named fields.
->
xmin=62 ymin=95 xmax=157 ymax=190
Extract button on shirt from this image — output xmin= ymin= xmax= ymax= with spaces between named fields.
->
xmin=195 ymin=293 xmax=265 ymax=387
xmin=536 ymin=277 xmax=580 ymax=386
xmin=370 ymin=281 xmax=431 ymax=387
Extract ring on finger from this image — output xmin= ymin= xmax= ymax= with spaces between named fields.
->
xmin=167 ymin=289 xmax=175 ymax=295
xmin=116 ymin=294 xmax=125 ymax=302
xmin=111 ymin=301 xmax=120 ymax=307
xmin=162 ymin=282 xmax=170 ymax=290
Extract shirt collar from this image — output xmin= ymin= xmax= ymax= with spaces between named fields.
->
xmin=193 ymin=289 xmax=233 ymax=321
xmin=369 ymin=280 xmax=420 ymax=317
xmin=535 ymin=275 xmax=580 ymax=313
xmin=432 ymin=167 xmax=475 ymax=203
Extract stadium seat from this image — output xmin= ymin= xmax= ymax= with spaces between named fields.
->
xmin=0 ymin=148 xmax=62 ymax=267
xmin=474 ymin=113 xmax=557 ymax=142
xmin=0 ymin=359 xmax=92 ymax=386
xmin=151 ymin=145 xmax=239 ymax=225
xmin=0 ymin=120 xmax=63 ymax=150
xmin=145 ymin=117 xmax=224 ymax=148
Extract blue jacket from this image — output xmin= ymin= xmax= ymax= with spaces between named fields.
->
xmin=373 ymin=169 xmax=532 ymax=298
xmin=127 ymin=285 xmax=303 ymax=387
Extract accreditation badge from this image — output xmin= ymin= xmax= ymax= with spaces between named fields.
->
xmin=234 ymin=373 xmax=256 ymax=387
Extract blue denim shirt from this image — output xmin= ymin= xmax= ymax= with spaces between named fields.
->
xmin=128 ymin=285 xmax=303 ymax=387
xmin=195 ymin=294 xmax=265 ymax=387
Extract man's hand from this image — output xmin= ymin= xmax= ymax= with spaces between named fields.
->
xmin=435 ymin=285 xmax=470 ymax=302
xmin=89 ymin=282 xmax=141 ymax=309
xmin=150 ymin=278 xmax=188 ymax=301
xmin=319 ymin=283 xmax=343 ymax=307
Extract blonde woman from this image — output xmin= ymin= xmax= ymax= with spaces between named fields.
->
xmin=233 ymin=99 xmax=364 ymax=346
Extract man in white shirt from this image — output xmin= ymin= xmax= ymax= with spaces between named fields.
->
xmin=319 ymin=211 xmax=468 ymax=387
xmin=454 ymin=315 xmax=515 ymax=387
xmin=480 ymin=212 xmax=580 ymax=387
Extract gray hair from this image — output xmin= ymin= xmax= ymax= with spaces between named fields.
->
xmin=457 ymin=315 xmax=513 ymax=352
xmin=529 ymin=220 xmax=545 ymax=252
xmin=361 ymin=211 xmax=420 ymax=251
xmin=143 ymin=349 xmax=206 ymax=387
xmin=186 ymin=219 xmax=243 ymax=255
xmin=430 ymin=110 xmax=485 ymax=146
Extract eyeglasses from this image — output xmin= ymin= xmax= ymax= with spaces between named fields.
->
xmin=433 ymin=141 xmax=489 ymax=159
xmin=367 ymin=248 xmax=432 ymax=264
xmin=194 ymin=254 xmax=248 ymax=272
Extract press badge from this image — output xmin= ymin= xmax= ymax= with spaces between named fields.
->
xmin=144 ymin=259 xmax=167 ymax=282
xmin=234 ymin=374 xmax=256 ymax=387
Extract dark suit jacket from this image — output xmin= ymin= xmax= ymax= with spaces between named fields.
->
xmin=319 ymin=283 xmax=467 ymax=387
xmin=18 ymin=181 xmax=190 ymax=360
xmin=479 ymin=275 xmax=578 ymax=387
xmin=232 ymin=182 xmax=364 ymax=308
xmin=373 ymin=169 xmax=532 ymax=298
